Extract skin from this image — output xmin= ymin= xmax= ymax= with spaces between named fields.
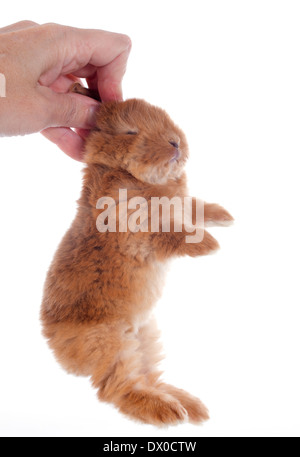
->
xmin=0 ymin=21 xmax=132 ymax=160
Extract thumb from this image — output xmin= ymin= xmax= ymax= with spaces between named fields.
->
xmin=40 ymin=87 xmax=100 ymax=129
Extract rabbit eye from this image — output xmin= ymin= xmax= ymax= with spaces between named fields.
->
xmin=126 ymin=131 xmax=138 ymax=135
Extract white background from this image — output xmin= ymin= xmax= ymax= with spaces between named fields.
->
xmin=0 ymin=0 xmax=299 ymax=438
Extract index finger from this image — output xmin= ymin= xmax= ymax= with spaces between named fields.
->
xmin=38 ymin=24 xmax=132 ymax=101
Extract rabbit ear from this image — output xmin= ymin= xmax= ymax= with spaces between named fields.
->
xmin=69 ymin=82 xmax=102 ymax=102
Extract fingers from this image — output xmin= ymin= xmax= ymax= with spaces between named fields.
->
xmin=72 ymin=27 xmax=132 ymax=72
xmin=38 ymin=85 xmax=100 ymax=129
xmin=48 ymin=74 xmax=81 ymax=94
xmin=96 ymin=47 xmax=131 ymax=101
xmin=39 ymin=82 xmax=99 ymax=161
xmin=41 ymin=127 xmax=86 ymax=162
xmin=82 ymin=29 xmax=132 ymax=101
xmin=39 ymin=24 xmax=131 ymax=101
xmin=74 ymin=128 xmax=91 ymax=140
xmin=71 ymin=37 xmax=131 ymax=100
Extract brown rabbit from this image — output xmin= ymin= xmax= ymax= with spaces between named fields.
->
xmin=41 ymin=98 xmax=233 ymax=426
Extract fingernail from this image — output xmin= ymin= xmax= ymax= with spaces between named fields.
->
xmin=87 ymin=104 xmax=100 ymax=128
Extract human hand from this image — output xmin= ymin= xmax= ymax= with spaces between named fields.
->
xmin=0 ymin=21 xmax=131 ymax=160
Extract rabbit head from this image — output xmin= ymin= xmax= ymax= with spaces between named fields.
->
xmin=84 ymin=99 xmax=189 ymax=185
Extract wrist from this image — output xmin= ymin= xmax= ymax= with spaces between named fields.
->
xmin=0 ymin=71 xmax=6 ymax=99
xmin=0 ymin=55 xmax=8 ymax=130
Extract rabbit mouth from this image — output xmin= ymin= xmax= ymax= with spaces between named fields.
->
xmin=169 ymin=149 xmax=181 ymax=164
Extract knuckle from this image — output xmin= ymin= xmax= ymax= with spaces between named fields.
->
xmin=40 ymin=22 xmax=64 ymax=39
xmin=61 ymin=96 xmax=78 ymax=126
xmin=41 ymin=22 xmax=59 ymax=29
xmin=17 ymin=20 xmax=38 ymax=28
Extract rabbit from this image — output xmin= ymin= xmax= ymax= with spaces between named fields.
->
xmin=41 ymin=97 xmax=233 ymax=426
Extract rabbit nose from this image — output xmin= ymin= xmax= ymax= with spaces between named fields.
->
xmin=169 ymin=141 xmax=179 ymax=149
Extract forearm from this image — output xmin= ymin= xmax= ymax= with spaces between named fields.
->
xmin=152 ymin=228 xmax=219 ymax=260
xmin=188 ymin=198 xmax=234 ymax=227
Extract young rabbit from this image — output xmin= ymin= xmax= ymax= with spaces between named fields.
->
xmin=41 ymin=98 xmax=233 ymax=426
